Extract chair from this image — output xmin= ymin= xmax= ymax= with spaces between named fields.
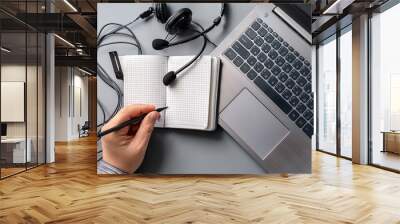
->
xmin=79 ymin=121 xmax=90 ymax=138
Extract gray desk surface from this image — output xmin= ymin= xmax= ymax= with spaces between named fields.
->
xmin=97 ymin=3 xmax=265 ymax=174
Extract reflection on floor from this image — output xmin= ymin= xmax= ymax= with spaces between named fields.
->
xmin=0 ymin=136 xmax=400 ymax=223
xmin=341 ymin=147 xmax=352 ymax=158
xmin=373 ymin=150 xmax=400 ymax=171
xmin=1 ymin=167 xmax=25 ymax=178
xmin=0 ymin=163 xmax=41 ymax=178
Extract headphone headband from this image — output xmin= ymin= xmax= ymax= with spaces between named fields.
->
xmin=220 ymin=3 xmax=226 ymax=17
xmin=159 ymin=3 xmax=225 ymax=46
xmin=165 ymin=8 xmax=192 ymax=35
xmin=154 ymin=3 xmax=170 ymax=24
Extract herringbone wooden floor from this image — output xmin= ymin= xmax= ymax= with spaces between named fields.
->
xmin=1 ymin=136 xmax=400 ymax=224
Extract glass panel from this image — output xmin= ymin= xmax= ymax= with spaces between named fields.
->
xmin=0 ymin=1 xmax=46 ymax=178
xmin=318 ymin=37 xmax=337 ymax=154
xmin=38 ymin=32 xmax=46 ymax=165
xmin=27 ymin=31 xmax=38 ymax=169
xmin=371 ymin=4 xmax=400 ymax=171
xmin=26 ymin=0 xmax=39 ymax=169
xmin=339 ymin=28 xmax=352 ymax=158
xmin=1 ymin=31 xmax=28 ymax=177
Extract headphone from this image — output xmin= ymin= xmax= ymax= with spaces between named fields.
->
xmin=140 ymin=3 xmax=226 ymax=85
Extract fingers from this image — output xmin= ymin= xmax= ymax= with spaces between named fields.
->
xmin=100 ymin=105 xmax=160 ymax=174
xmin=105 ymin=104 xmax=156 ymax=130
xmin=132 ymin=111 xmax=160 ymax=149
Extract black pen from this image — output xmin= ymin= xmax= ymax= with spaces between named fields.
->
xmin=97 ymin=107 xmax=168 ymax=138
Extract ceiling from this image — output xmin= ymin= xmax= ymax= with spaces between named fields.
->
xmin=1 ymin=1 xmax=394 ymax=70
xmin=312 ymin=0 xmax=391 ymax=43
xmin=0 ymin=0 xmax=100 ymax=70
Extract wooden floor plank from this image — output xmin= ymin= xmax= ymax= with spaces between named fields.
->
xmin=1 ymin=136 xmax=400 ymax=223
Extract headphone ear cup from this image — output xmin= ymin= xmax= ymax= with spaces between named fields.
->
xmin=165 ymin=8 xmax=192 ymax=35
xmin=154 ymin=3 xmax=170 ymax=24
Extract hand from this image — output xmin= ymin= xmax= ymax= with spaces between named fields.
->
xmin=101 ymin=104 xmax=160 ymax=173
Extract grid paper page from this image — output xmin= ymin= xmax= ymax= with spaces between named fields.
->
xmin=121 ymin=55 xmax=167 ymax=127
xmin=165 ymin=56 xmax=212 ymax=129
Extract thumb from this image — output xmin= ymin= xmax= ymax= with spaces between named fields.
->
xmin=132 ymin=111 xmax=160 ymax=148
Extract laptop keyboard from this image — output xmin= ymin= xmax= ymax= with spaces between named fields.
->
xmin=223 ymin=18 xmax=313 ymax=138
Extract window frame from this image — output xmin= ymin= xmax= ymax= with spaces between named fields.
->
xmin=367 ymin=0 xmax=400 ymax=173
xmin=315 ymin=23 xmax=353 ymax=160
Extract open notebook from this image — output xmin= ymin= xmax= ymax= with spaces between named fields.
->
xmin=120 ymin=55 xmax=220 ymax=131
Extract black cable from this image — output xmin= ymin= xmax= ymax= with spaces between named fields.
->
xmin=98 ymin=25 xmax=142 ymax=54
xmin=96 ymin=10 xmax=152 ymax=162
xmin=169 ymin=34 xmax=177 ymax=42
xmin=97 ymin=64 xmax=123 ymax=120
xmin=97 ymin=99 xmax=107 ymax=128
xmin=99 ymin=30 xmax=142 ymax=51
xmin=175 ymin=27 xmax=207 ymax=76
xmin=98 ymin=41 xmax=140 ymax=50
xmin=96 ymin=19 xmax=142 ymax=128
xmin=168 ymin=22 xmax=217 ymax=48
xmin=191 ymin=21 xmax=217 ymax=47
xmin=166 ymin=12 xmax=224 ymax=48
xmin=97 ymin=17 xmax=140 ymax=42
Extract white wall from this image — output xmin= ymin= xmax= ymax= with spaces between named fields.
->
xmin=1 ymin=82 xmax=25 ymax=122
xmin=54 ymin=67 xmax=89 ymax=141
xmin=72 ymin=73 xmax=89 ymax=138
xmin=1 ymin=65 xmax=38 ymax=138
xmin=55 ymin=66 xmax=69 ymax=141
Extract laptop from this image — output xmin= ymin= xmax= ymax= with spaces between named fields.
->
xmin=211 ymin=4 xmax=312 ymax=173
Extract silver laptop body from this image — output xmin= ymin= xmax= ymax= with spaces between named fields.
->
xmin=211 ymin=4 xmax=312 ymax=173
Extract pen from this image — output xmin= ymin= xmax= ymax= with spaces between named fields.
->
xmin=97 ymin=107 xmax=168 ymax=138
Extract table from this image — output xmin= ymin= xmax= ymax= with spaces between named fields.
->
xmin=97 ymin=3 xmax=267 ymax=174
xmin=382 ymin=131 xmax=400 ymax=154
xmin=1 ymin=138 xmax=32 ymax=164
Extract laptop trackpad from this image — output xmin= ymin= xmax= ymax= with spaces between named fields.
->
xmin=220 ymin=89 xmax=290 ymax=160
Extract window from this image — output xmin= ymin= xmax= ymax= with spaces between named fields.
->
xmin=317 ymin=36 xmax=337 ymax=154
xmin=370 ymin=3 xmax=400 ymax=171
xmin=390 ymin=74 xmax=400 ymax=130
xmin=339 ymin=27 xmax=352 ymax=158
xmin=317 ymin=24 xmax=353 ymax=159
